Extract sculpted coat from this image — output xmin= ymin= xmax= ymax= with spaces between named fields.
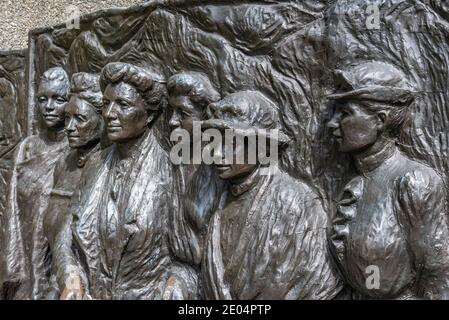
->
xmin=0 ymin=67 xmax=70 ymax=299
xmin=330 ymin=143 xmax=449 ymax=299
xmin=43 ymin=72 xmax=104 ymax=299
xmin=204 ymin=168 xmax=343 ymax=299
xmin=57 ymin=63 xmax=199 ymax=300
xmin=69 ymin=129 xmax=199 ymax=299
xmin=201 ymin=91 xmax=343 ymax=300
xmin=327 ymin=62 xmax=449 ymax=299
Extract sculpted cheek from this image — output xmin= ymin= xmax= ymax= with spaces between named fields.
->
xmin=340 ymin=118 xmax=354 ymax=139
xmin=340 ymin=116 xmax=378 ymax=151
xmin=52 ymin=102 xmax=66 ymax=117
xmin=357 ymin=117 xmax=378 ymax=141
xmin=131 ymin=111 xmax=142 ymax=122
xmin=82 ymin=122 xmax=95 ymax=137
xmin=181 ymin=118 xmax=194 ymax=132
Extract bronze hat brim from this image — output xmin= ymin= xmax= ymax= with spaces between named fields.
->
xmin=327 ymin=86 xmax=414 ymax=103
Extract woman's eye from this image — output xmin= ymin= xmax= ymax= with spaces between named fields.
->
xmin=77 ymin=115 xmax=87 ymax=122
xmin=56 ymin=97 xmax=67 ymax=103
xmin=38 ymin=97 xmax=47 ymax=103
xmin=118 ymin=100 xmax=129 ymax=107
xmin=181 ymin=111 xmax=192 ymax=119
xmin=341 ymin=110 xmax=350 ymax=118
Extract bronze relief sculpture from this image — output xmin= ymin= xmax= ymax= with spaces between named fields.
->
xmin=0 ymin=50 xmax=26 ymax=300
xmin=61 ymin=63 xmax=198 ymax=300
xmin=167 ymin=72 xmax=227 ymax=267
xmin=43 ymin=72 xmax=104 ymax=300
xmin=201 ymin=91 xmax=342 ymax=299
xmin=0 ymin=77 xmax=20 ymax=155
xmin=0 ymin=51 xmax=25 ymax=158
xmin=2 ymin=67 xmax=70 ymax=299
xmin=2 ymin=0 xmax=449 ymax=300
xmin=327 ymin=62 xmax=449 ymax=299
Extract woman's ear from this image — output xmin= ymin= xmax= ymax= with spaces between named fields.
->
xmin=146 ymin=110 xmax=161 ymax=126
xmin=376 ymin=111 xmax=388 ymax=131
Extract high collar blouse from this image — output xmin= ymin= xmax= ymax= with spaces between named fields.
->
xmin=330 ymin=143 xmax=449 ymax=299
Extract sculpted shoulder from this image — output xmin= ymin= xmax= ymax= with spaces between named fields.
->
xmin=397 ymin=153 xmax=445 ymax=193
xmin=269 ymin=170 xmax=323 ymax=210
xmin=395 ymin=153 xmax=446 ymax=222
xmin=15 ymin=134 xmax=43 ymax=162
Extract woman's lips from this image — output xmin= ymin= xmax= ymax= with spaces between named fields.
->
xmin=107 ymin=125 xmax=122 ymax=132
xmin=215 ymin=164 xmax=231 ymax=172
xmin=44 ymin=114 xmax=59 ymax=119
xmin=332 ymin=130 xmax=342 ymax=140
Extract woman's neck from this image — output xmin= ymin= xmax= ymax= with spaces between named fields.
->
xmin=229 ymin=165 xmax=261 ymax=196
xmin=116 ymin=129 xmax=150 ymax=160
xmin=45 ymin=126 xmax=66 ymax=143
xmin=75 ymin=139 xmax=100 ymax=168
xmin=352 ymin=136 xmax=397 ymax=174
xmin=76 ymin=139 xmax=100 ymax=157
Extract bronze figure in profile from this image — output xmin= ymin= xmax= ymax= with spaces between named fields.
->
xmin=202 ymin=91 xmax=342 ymax=300
xmin=328 ymin=62 xmax=449 ymax=299
xmin=167 ymin=72 xmax=227 ymax=268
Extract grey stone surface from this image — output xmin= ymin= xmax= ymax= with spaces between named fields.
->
xmin=0 ymin=0 xmax=144 ymax=50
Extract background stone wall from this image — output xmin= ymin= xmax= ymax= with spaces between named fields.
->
xmin=0 ymin=0 xmax=145 ymax=50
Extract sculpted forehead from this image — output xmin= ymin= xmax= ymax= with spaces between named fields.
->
xmin=37 ymin=79 xmax=69 ymax=97
xmin=336 ymin=100 xmax=370 ymax=114
xmin=66 ymin=97 xmax=95 ymax=115
xmin=104 ymin=82 xmax=142 ymax=102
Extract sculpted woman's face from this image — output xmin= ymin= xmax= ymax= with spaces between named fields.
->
xmin=328 ymin=100 xmax=382 ymax=153
xmin=168 ymin=94 xmax=202 ymax=134
xmin=37 ymin=80 xmax=69 ymax=129
xmin=214 ymin=137 xmax=257 ymax=180
xmin=65 ymin=97 xmax=102 ymax=149
xmin=103 ymin=82 xmax=148 ymax=143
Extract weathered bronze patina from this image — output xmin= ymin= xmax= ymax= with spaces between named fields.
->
xmin=1 ymin=0 xmax=449 ymax=300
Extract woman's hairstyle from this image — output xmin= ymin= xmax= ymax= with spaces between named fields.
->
xmin=361 ymin=97 xmax=414 ymax=138
xmin=100 ymin=62 xmax=167 ymax=113
xmin=331 ymin=61 xmax=415 ymax=139
xmin=70 ymin=73 xmax=103 ymax=113
xmin=207 ymin=90 xmax=281 ymax=130
xmin=167 ymin=72 xmax=221 ymax=109
xmin=39 ymin=67 xmax=70 ymax=97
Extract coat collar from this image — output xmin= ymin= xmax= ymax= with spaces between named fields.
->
xmin=230 ymin=168 xmax=261 ymax=196
xmin=353 ymin=141 xmax=397 ymax=175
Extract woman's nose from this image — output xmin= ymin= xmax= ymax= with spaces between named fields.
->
xmin=327 ymin=114 xmax=340 ymax=129
xmin=215 ymin=145 xmax=227 ymax=163
xmin=169 ymin=112 xmax=181 ymax=128
xmin=45 ymin=99 xmax=55 ymax=111
xmin=205 ymin=103 xmax=217 ymax=120
xmin=66 ymin=118 xmax=76 ymax=132
xmin=104 ymin=102 xmax=118 ymax=120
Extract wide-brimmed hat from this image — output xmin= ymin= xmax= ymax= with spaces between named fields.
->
xmin=327 ymin=61 xmax=415 ymax=104
xmin=201 ymin=90 xmax=291 ymax=145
